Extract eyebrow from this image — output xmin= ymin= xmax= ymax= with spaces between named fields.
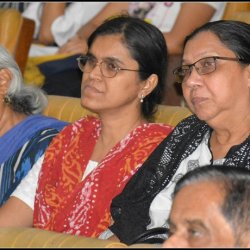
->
xmin=186 ymin=219 xmax=208 ymax=232
xmin=168 ymin=218 xmax=209 ymax=232
xmin=86 ymin=52 xmax=125 ymax=65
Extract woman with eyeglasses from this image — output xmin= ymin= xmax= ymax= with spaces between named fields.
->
xmin=107 ymin=20 xmax=250 ymax=245
xmin=0 ymin=16 xmax=173 ymax=239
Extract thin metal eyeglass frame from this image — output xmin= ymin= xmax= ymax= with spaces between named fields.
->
xmin=173 ymin=56 xmax=243 ymax=84
xmin=76 ymin=56 xmax=144 ymax=78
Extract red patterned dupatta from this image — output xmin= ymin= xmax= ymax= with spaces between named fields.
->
xmin=33 ymin=116 xmax=172 ymax=237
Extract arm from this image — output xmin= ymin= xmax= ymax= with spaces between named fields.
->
xmin=0 ymin=197 xmax=33 ymax=227
xmin=38 ymin=3 xmax=67 ymax=45
xmin=164 ymin=3 xmax=216 ymax=55
xmin=0 ymin=155 xmax=43 ymax=227
xmin=57 ymin=2 xmax=129 ymax=55
xmin=76 ymin=2 xmax=129 ymax=41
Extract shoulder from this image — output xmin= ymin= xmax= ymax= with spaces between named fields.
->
xmin=147 ymin=122 xmax=173 ymax=134
xmin=29 ymin=128 xmax=61 ymax=145
xmin=72 ymin=115 xmax=100 ymax=127
xmin=170 ymin=115 xmax=209 ymax=136
xmin=14 ymin=129 xmax=60 ymax=162
xmin=25 ymin=115 xmax=68 ymax=129
xmin=176 ymin=114 xmax=203 ymax=127
xmin=57 ymin=115 xmax=99 ymax=135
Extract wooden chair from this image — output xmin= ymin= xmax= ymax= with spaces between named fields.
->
xmin=0 ymin=8 xmax=35 ymax=74
xmin=223 ymin=2 xmax=250 ymax=23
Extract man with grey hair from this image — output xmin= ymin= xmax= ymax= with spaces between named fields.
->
xmin=163 ymin=165 xmax=250 ymax=248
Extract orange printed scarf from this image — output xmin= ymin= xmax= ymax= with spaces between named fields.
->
xmin=33 ymin=116 xmax=172 ymax=237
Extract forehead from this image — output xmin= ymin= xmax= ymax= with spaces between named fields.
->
xmin=89 ymin=34 xmax=130 ymax=58
xmin=172 ymin=180 xmax=224 ymax=216
xmin=183 ymin=31 xmax=234 ymax=62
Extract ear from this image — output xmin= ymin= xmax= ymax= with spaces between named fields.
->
xmin=138 ymin=74 xmax=158 ymax=99
xmin=0 ymin=68 xmax=12 ymax=96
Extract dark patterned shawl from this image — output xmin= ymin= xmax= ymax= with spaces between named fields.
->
xmin=109 ymin=115 xmax=250 ymax=244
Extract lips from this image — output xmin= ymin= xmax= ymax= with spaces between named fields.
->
xmin=83 ymin=84 xmax=103 ymax=94
xmin=191 ymin=96 xmax=208 ymax=106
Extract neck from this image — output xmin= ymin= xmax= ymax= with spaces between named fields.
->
xmin=0 ymin=108 xmax=27 ymax=136
xmin=99 ymin=115 xmax=146 ymax=146
xmin=210 ymin=119 xmax=249 ymax=160
xmin=90 ymin=114 xmax=146 ymax=162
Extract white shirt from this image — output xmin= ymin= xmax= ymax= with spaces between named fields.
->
xmin=147 ymin=132 xmax=225 ymax=229
xmin=22 ymin=2 xmax=107 ymax=56
xmin=128 ymin=2 xmax=226 ymax=32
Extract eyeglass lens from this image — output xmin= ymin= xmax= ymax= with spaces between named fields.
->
xmin=77 ymin=56 xmax=118 ymax=78
xmin=174 ymin=57 xmax=216 ymax=83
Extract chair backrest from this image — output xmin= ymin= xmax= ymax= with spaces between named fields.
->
xmin=223 ymin=2 xmax=250 ymax=23
xmin=43 ymin=95 xmax=192 ymax=127
xmin=0 ymin=8 xmax=35 ymax=74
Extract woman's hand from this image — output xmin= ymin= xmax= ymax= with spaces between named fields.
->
xmin=57 ymin=35 xmax=88 ymax=55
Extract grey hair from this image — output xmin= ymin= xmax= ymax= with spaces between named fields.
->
xmin=0 ymin=45 xmax=47 ymax=114
xmin=174 ymin=165 xmax=250 ymax=247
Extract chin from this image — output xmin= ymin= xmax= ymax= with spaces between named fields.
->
xmin=193 ymin=109 xmax=211 ymax=122
xmin=81 ymin=99 xmax=101 ymax=114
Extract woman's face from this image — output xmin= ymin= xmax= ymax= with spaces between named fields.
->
xmin=80 ymin=34 xmax=147 ymax=116
xmin=181 ymin=31 xmax=250 ymax=125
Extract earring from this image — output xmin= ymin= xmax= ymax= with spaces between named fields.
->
xmin=3 ymin=95 xmax=11 ymax=104
xmin=140 ymin=94 xmax=144 ymax=103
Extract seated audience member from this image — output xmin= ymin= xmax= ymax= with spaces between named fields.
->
xmin=22 ymin=2 xmax=107 ymax=97
xmin=40 ymin=2 xmax=226 ymax=99
xmin=22 ymin=2 xmax=108 ymax=55
xmin=0 ymin=45 xmax=67 ymax=206
xmin=0 ymin=16 xmax=173 ymax=239
xmin=60 ymin=2 xmax=226 ymax=56
xmin=163 ymin=165 xmax=250 ymax=248
xmin=108 ymin=20 xmax=250 ymax=244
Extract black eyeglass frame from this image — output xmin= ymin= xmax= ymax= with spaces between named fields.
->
xmin=173 ymin=56 xmax=244 ymax=84
xmin=76 ymin=55 xmax=145 ymax=78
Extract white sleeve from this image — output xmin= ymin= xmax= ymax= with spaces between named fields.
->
xmin=11 ymin=155 xmax=44 ymax=210
xmin=22 ymin=2 xmax=44 ymax=39
xmin=51 ymin=2 xmax=108 ymax=46
xmin=98 ymin=229 xmax=114 ymax=240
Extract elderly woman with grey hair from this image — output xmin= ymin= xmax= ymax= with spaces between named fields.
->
xmin=0 ymin=45 xmax=67 ymax=206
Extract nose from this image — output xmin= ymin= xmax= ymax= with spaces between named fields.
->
xmin=89 ymin=61 xmax=103 ymax=79
xmin=184 ymin=66 xmax=203 ymax=88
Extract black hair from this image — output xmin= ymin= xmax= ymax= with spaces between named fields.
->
xmin=87 ymin=15 xmax=168 ymax=120
xmin=184 ymin=20 xmax=250 ymax=64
